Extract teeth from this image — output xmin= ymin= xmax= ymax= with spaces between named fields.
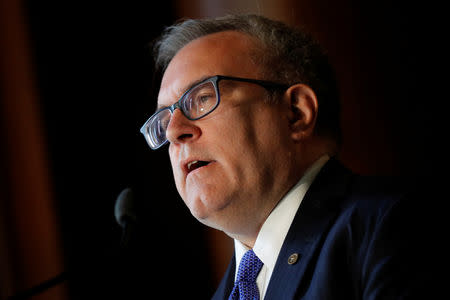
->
xmin=187 ymin=160 xmax=198 ymax=171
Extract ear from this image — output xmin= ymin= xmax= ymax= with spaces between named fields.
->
xmin=285 ymin=84 xmax=318 ymax=142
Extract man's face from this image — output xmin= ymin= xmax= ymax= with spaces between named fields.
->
xmin=158 ymin=31 xmax=296 ymax=239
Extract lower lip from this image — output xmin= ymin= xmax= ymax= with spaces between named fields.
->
xmin=188 ymin=161 xmax=215 ymax=176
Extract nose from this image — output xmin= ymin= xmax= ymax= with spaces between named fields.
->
xmin=165 ymin=109 xmax=201 ymax=146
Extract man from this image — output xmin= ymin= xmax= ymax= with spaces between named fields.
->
xmin=141 ymin=14 xmax=431 ymax=299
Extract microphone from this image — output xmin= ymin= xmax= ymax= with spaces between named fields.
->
xmin=114 ymin=187 xmax=137 ymax=247
xmin=8 ymin=189 xmax=135 ymax=299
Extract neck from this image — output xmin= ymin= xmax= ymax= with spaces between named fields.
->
xmin=230 ymin=149 xmax=331 ymax=248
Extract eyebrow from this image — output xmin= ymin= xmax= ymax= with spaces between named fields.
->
xmin=156 ymin=75 xmax=213 ymax=111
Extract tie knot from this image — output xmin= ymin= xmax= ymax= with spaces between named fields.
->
xmin=236 ymin=250 xmax=263 ymax=283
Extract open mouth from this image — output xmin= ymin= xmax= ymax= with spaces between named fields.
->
xmin=187 ymin=160 xmax=210 ymax=173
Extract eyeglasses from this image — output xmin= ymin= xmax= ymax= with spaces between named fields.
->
xmin=140 ymin=75 xmax=289 ymax=150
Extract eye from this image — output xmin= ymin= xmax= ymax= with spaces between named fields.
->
xmin=191 ymin=94 xmax=212 ymax=116
xmin=181 ymin=80 xmax=217 ymax=119
xmin=197 ymin=93 xmax=214 ymax=104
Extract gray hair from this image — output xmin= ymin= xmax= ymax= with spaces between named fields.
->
xmin=151 ymin=14 xmax=341 ymax=145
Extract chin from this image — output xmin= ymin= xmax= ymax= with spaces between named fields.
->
xmin=185 ymin=192 xmax=209 ymax=218
xmin=186 ymin=192 xmax=230 ymax=226
xmin=191 ymin=208 xmax=225 ymax=231
xmin=188 ymin=201 xmax=208 ymax=220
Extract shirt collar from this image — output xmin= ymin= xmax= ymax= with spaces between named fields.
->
xmin=234 ymin=154 xmax=330 ymax=273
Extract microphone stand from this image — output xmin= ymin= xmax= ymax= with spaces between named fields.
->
xmin=8 ymin=272 xmax=68 ymax=300
xmin=8 ymin=187 xmax=136 ymax=300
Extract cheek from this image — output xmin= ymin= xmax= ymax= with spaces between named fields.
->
xmin=223 ymin=110 xmax=288 ymax=178
xmin=217 ymin=109 xmax=276 ymax=158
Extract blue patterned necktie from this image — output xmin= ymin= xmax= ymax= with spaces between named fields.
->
xmin=229 ymin=249 xmax=264 ymax=300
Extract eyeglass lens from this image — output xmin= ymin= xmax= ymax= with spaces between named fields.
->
xmin=146 ymin=79 xmax=219 ymax=149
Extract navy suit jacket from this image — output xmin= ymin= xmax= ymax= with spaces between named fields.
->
xmin=211 ymin=158 xmax=434 ymax=299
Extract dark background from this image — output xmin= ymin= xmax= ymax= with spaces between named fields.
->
xmin=5 ymin=0 xmax=444 ymax=299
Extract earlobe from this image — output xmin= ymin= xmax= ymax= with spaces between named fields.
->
xmin=286 ymin=84 xmax=319 ymax=142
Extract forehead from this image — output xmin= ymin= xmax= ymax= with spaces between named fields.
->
xmin=158 ymin=31 xmax=264 ymax=107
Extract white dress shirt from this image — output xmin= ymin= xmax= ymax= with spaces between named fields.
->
xmin=233 ymin=155 xmax=329 ymax=299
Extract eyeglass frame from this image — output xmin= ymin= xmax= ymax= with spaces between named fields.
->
xmin=140 ymin=75 xmax=290 ymax=150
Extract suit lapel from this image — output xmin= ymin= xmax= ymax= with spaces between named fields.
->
xmin=211 ymin=253 xmax=236 ymax=300
xmin=264 ymin=158 xmax=352 ymax=299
